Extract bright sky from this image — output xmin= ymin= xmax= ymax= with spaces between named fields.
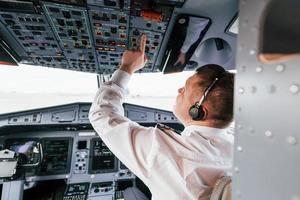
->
xmin=0 ymin=64 xmax=194 ymax=114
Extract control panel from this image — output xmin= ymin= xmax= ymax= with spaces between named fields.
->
xmin=0 ymin=5 xmax=68 ymax=69
xmin=74 ymin=140 xmax=88 ymax=174
xmin=0 ymin=102 xmax=183 ymax=199
xmin=63 ymin=182 xmax=90 ymax=200
xmin=40 ymin=138 xmax=73 ymax=175
xmin=129 ymin=0 xmax=173 ymax=72
xmin=43 ymin=2 xmax=98 ymax=73
xmin=88 ymin=5 xmax=130 ymax=73
xmin=0 ymin=102 xmax=180 ymax=128
xmin=0 ymin=0 xmax=185 ymax=74
xmin=89 ymin=181 xmax=114 ymax=199
xmin=89 ymin=138 xmax=117 ymax=174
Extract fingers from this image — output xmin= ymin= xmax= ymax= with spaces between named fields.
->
xmin=174 ymin=59 xmax=180 ymax=66
xmin=144 ymin=55 xmax=148 ymax=64
xmin=139 ymin=34 xmax=147 ymax=53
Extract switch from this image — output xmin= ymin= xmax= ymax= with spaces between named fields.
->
xmin=111 ymin=27 xmax=117 ymax=34
xmin=75 ymin=21 xmax=82 ymax=29
xmin=111 ymin=14 xmax=117 ymax=19
xmin=57 ymin=19 xmax=65 ymax=26
xmin=66 ymin=21 xmax=73 ymax=26
xmin=82 ymin=40 xmax=88 ymax=45
xmin=133 ymin=29 xmax=139 ymax=36
xmin=62 ymin=11 xmax=71 ymax=19
xmin=104 ymin=0 xmax=117 ymax=7
xmin=119 ymin=17 xmax=126 ymax=23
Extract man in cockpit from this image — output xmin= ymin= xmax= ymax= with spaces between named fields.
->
xmin=89 ymin=34 xmax=234 ymax=200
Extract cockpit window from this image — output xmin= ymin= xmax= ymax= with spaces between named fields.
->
xmin=0 ymin=64 xmax=194 ymax=114
xmin=227 ymin=16 xmax=239 ymax=35
xmin=0 ymin=64 xmax=98 ymax=114
xmin=126 ymin=71 xmax=194 ymax=111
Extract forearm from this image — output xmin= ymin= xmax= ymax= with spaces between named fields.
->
xmin=89 ymin=69 xmax=131 ymax=134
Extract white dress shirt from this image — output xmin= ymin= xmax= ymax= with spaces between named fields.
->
xmin=181 ymin=17 xmax=210 ymax=54
xmin=89 ymin=70 xmax=233 ymax=200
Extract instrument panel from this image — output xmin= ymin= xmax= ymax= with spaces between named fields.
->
xmin=0 ymin=102 xmax=182 ymax=199
xmin=89 ymin=138 xmax=118 ymax=174
xmin=40 ymin=137 xmax=73 ymax=175
xmin=1 ymin=132 xmax=136 ymax=199
xmin=0 ymin=0 xmax=184 ymax=74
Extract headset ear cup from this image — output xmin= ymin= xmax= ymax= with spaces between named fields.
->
xmin=189 ymin=104 xmax=205 ymax=120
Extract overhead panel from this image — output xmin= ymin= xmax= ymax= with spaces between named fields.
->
xmin=88 ymin=4 xmax=130 ymax=74
xmin=42 ymin=2 xmax=98 ymax=73
xmin=0 ymin=2 xmax=68 ymax=69
xmin=129 ymin=0 xmax=172 ymax=72
xmin=0 ymin=0 xmax=182 ymax=74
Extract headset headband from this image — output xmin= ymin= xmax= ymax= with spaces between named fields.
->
xmin=196 ymin=70 xmax=227 ymax=106
xmin=196 ymin=77 xmax=219 ymax=106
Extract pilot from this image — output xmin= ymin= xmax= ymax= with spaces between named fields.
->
xmin=174 ymin=16 xmax=210 ymax=67
xmin=89 ymin=34 xmax=234 ymax=200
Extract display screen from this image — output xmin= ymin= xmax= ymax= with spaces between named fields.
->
xmin=40 ymin=138 xmax=72 ymax=175
xmin=89 ymin=139 xmax=117 ymax=173
xmin=64 ymin=182 xmax=90 ymax=196
xmin=5 ymin=139 xmax=39 ymax=165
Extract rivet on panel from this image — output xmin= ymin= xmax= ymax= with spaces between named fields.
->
xmin=238 ymin=107 xmax=242 ymax=112
xmin=289 ymin=84 xmax=299 ymax=94
xmin=255 ymin=66 xmax=263 ymax=73
xmin=237 ymin=146 xmax=243 ymax=152
xmin=238 ymin=87 xmax=245 ymax=94
xmin=250 ymin=86 xmax=257 ymax=94
xmin=234 ymin=167 xmax=240 ymax=173
xmin=286 ymin=136 xmax=297 ymax=145
xmin=249 ymin=49 xmax=256 ymax=55
xmin=265 ymin=130 xmax=273 ymax=138
xmin=267 ymin=85 xmax=276 ymax=94
xmin=237 ymin=124 xmax=243 ymax=130
xmin=239 ymin=65 xmax=246 ymax=72
xmin=276 ymin=64 xmax=285 ymax=72
xmin=236 ymin=190 xmax=242 ymax=198
xmin=249 ymin=127 xmax=255 ymax=134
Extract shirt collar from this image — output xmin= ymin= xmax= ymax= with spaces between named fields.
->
xmin=181 ymin=125 xmax=227 ymax=137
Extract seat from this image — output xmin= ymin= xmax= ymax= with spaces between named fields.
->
xmin=209 ymin=176 xmax=232 ymax=200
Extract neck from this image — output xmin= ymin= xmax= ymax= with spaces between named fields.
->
xmin=183 ymin=119 xmax=227 ymax=129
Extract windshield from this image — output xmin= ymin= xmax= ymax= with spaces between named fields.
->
xmin=0 ymin=64 xmax=194 ymax=114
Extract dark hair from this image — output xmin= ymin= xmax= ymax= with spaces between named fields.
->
xmin=196 ymin=64 xmax=234 ymax=127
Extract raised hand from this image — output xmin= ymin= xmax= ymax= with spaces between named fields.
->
xmin=120 ymin=34 xmax=148 ymax=74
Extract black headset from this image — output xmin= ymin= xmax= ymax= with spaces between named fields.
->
xmin=189 ymin=72 xmax=226 ymax=121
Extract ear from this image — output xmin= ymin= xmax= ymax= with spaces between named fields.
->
xmin=201 ymin=106 xmax=209 ymax=120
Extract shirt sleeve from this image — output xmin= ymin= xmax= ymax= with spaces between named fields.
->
xmin=89 ymin=69 xmax=156 ymax=183
xmin=180 ymin=17 xmax=210 ymax=54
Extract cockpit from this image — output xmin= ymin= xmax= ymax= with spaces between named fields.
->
xmin=0 ymin=0 xmax=238 ymax=199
